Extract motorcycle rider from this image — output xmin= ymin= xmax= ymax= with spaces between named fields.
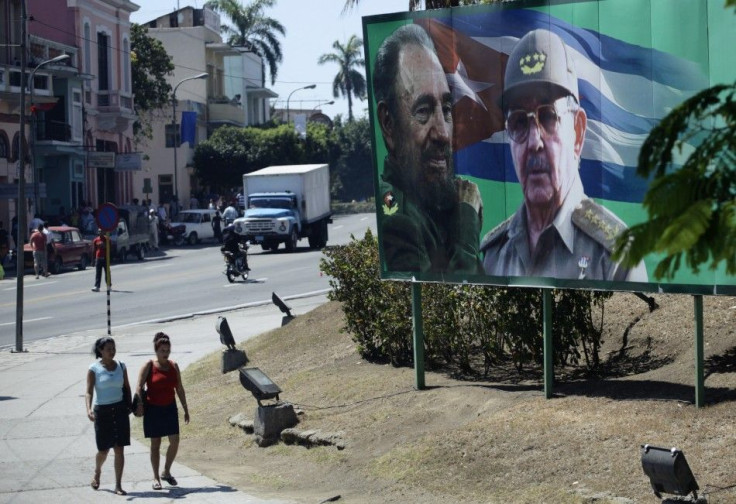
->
xmin=221 ymin=225 xmax=249 ymax=271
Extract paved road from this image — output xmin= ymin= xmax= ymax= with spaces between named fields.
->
xmin=0 ymin=213 xmax=376 ymax=349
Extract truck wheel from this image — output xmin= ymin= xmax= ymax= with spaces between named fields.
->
xmin=52 ymin=257 xmax=63 ymax=275
xmin=188 ymin=232 xmax=198 ymax=245
xmin=319 ymin=220 xmax=329 ymax=248
xmin=286 ymin=228 xmax=298 ymax=252
xmin=308 ymin=233 xmax=318 ymax=249
xmin=137 ymin=245 xmax=145 ymax=261
xmin=78 ymin=254 xmax=89 ymax=271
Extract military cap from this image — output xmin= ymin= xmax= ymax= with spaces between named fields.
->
xmin=500 ymin=29 xmax=579 ymax=110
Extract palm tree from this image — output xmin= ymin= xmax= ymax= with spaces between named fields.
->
xmin=207 ymin=0 xmax=285 ymax=85
xmin=318 ymin=35 xmax=367 ymax=122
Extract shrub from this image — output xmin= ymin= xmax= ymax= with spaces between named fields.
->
xmin=320 ymin=232 xmax=611 ymax=375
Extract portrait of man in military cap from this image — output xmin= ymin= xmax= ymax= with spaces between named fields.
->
xmin=374 ymin=24 xmax=483 ymax=274
xmin=481 ymin=29 xmax=648 ymax=282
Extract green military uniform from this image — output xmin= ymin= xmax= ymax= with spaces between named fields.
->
xmin=379 ymin=159 xmax=483 ymax=275
xmin=481 ymin=176 xmax=648 ymax=282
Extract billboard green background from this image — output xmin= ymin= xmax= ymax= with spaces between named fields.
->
xmin=363 ymin=0 xmax=736 ymax=294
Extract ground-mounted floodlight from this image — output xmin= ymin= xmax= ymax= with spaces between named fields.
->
xmin=216 ymin=316 xmax=248 ymax=373
xmin=641 ymin=444 xmax=699 ymax=500
xmin=272 ymin=292 xmax=295 ymax=326
xmin=239 ymin=367 xmax=282 ymax=406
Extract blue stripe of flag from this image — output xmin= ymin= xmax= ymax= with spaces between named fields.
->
xmin=453 ymin=141 xmax=649 ymax=203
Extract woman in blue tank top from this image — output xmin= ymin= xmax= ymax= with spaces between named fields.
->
xmin=85 ymin=336 xmax=132 ymax=495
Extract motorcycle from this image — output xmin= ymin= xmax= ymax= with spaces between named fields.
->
xmin=222 ymin=241 xmax=250 ymax=283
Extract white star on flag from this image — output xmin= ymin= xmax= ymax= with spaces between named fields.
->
xmin=445 ymin=59 xmax=493 ymax=110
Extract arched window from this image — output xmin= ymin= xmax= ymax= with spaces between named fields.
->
xmin=0 ymin=130 xmax=9 ymax=159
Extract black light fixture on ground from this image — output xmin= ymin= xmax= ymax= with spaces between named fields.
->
xmin=641 ymin=444 xmax=700 ymax=500
xmin=216 ymin=316 xmax=248 ymax=373
xmin=285 ymin=83 xmax=316 ymax=123
xmin=29 ymin=53 xmax=69 ymax=213
xmin=171 ymin=72 xmax=208 ymax=211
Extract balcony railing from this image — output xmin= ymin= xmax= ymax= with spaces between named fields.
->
xmin=96 ymin=90 xmax=134 ymax=110
xmin=35 ymin=120 xmax=72 ymax=142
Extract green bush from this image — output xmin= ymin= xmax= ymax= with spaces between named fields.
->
xmin=320 ymin=232 xmax=612 ymax=375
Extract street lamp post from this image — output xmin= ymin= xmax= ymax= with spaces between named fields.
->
xmin=286 ymin=84 xmax=316 ymax=123
xmin=311 ymin=100 xmax=334 ymax=112
xmin=171 ymin=72 xmax=208 ymax=215
xmin=29 ymin=53 xmax=70 ymax=213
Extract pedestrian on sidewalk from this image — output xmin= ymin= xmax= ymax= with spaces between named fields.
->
xmin=30 ymin=223 xmax=50 ymax=278
xmin=135 ymin=332 xmax=190 ymax=491
xmin=92 ymin=229 xmax=109 ymax=291
xmin=85 ymin=336 xmax=132 ymax=496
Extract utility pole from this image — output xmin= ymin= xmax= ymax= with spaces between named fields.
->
xmin=15 ymin=0 xmax=28 ymax=353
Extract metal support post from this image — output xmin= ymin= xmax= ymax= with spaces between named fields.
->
xmin=694 ymin=295 xmax=704 ymax=408
xmin=543 ymin=289 xmax=554 ymax=398
xmin=412 ymin=282 xmax=425 ymax=390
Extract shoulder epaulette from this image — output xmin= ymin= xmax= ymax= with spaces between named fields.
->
xmin=480 ymin=216 xmax=512 ymax=252
xmin=571 ymin=198 xmax=626 ymax=252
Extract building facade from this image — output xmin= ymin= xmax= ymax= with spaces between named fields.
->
xmin=0 ymin=0 xmax=138 ymax=241
xmin=137 ymin=5 xmax=276 ymax=212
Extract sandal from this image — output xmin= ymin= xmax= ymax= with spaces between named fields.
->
xmin=161 ymin=473 xmax=178 ymax=486
xmin=91 ymin=471 xmax=100 ymax=490
xmin=152 ymin=480 xmax=162 ymax=490
xmin=115 ymin=488 xmax=127 ymax=496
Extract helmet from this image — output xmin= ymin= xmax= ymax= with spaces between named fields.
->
xmin=500 ymin=29 xmax=578 ymax=111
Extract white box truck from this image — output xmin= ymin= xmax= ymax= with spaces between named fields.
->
xmin=233 ymin=164 xmax=332 ymax=252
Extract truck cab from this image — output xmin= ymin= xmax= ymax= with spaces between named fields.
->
xmin=234 ymin=192 xmax=302 ymax=251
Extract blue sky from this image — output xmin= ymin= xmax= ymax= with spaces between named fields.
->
xmin=131 ymin=0 xmax=405 ymax=120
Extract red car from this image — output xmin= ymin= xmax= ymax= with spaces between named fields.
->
xmin=24 ymin=226 xmax=94 ymax=274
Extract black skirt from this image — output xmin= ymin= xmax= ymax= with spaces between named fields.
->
xmin=94 ymin=400 xmax=131 ymax=451
xmin=143 ymin=402 xmax=180 ymax=438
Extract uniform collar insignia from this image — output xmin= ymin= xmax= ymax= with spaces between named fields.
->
xmin=382 ymin=191 xmax=398 ymax=215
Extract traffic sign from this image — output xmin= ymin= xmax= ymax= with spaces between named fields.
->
xmin=96 ymin=203 xmax=119 ymax=232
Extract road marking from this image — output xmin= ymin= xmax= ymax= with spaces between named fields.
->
xmin=3 ymin=280 xmax=58 ymax=291
xmin=0 ymin=316 xmax=52 ymax=327
xmin=360 ymin=217 xmax=369 ymax=221
xmin=332 ymin=225 xmax=344 ymax=230
xmin=143 ymin=263 xmax=174 ymax=270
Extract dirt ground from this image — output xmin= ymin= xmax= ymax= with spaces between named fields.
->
xmin=172 ymin=293 xmax=736 ymax=504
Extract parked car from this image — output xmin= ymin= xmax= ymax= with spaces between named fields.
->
xmin=167 ymin=209 xmax=217 ymax=245
xmin=24 ymin=226 xmax=94 ymax=274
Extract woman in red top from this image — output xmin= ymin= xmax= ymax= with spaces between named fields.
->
xmin=134 ymin=332 xmax=190 ymax=490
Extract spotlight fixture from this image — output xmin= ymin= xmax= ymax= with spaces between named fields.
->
xmin=238 ymin=367 xmax=282 ymax=406
xmin=641 ymin=444 xmax=699 ymax=500
xmin=216 ymin=316 xmax=248 ymax=373
xmin=272 ymin=292 xmax=293 ymax=317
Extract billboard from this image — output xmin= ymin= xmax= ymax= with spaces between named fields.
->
xmin=363 ymin=0 xmax=736 ymax=295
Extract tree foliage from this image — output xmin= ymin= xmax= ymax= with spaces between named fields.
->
xmin=193 ymin=123 xmax=329 ymax=192
xmin=612 ymin=82 xmax=736 ymax=280
xmin=318 ymin=35 xmax=367 ymax=122
xmin=329 ymin=117 xmax=373 ymax=201
xmin=206 ymin=0 xmax=285 ymax=85
xmin=193 ymin=120 xmax=372 ymax=201
xmin=130 ymin=24 xmax=174 ymax=138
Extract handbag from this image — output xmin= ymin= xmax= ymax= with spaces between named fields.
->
xmin=132 ymin=360 xmax=152 ymax=417
xmin=120 ymin=361 xmax=133 ymax=415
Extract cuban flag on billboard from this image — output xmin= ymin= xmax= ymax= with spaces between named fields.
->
xmin=414 ymin=8 xmax=707 ymax=204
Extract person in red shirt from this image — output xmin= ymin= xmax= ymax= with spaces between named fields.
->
xmin=30 ymin=223 xmax=49 ymax=278
xmin=134 ymin=332 xmax=190 ymax=490
xmin=92 ymin=229 xmax=109 ymax=291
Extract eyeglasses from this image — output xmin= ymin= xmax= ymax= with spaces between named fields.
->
xmin=505 ymin=102 xmax=573 ymax=144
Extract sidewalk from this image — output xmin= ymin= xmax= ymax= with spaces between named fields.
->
xmin=0 ymin=293 xmax=329 ymax=504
